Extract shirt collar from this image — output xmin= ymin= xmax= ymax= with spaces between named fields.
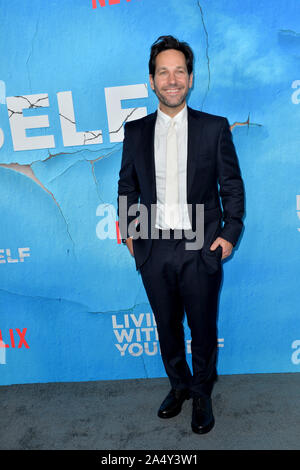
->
xmin=156 ymin=104 xmax=187 ymax=128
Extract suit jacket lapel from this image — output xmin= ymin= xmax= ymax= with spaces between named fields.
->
xmin=187 ymin=106 xmax=205 ymax=200
xmin=142 ymin=111 xmax=157 ymax=203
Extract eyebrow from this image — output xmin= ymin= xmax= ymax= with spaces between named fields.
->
xmin=157 ymin=65 xmax=186 ymax=72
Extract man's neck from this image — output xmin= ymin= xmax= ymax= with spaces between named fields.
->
xmin=158 ymin=101 xmax=186 ymax=118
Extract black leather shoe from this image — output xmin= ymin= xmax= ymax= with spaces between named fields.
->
xmin=191 ymin=396 xmax=215 ymax=434
xmin=158 ymin=388 xmax=190 ymax=419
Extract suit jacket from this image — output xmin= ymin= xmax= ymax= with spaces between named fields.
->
xmin=118 ymin=106 xmax=245 ymax=270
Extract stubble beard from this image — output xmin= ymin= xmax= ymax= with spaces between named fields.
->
xmin=153 ymin=83 xmax=189 ymax=109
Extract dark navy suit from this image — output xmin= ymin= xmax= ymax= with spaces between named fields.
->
xmin=118 ymin=106 xmax=244 ymax=397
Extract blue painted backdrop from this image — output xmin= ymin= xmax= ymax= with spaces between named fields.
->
xmin=1 ymin=0 xmax=300 ymax=385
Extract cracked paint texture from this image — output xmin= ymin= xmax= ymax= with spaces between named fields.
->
xmin=0 ymin=0 xmax=300 ymax=385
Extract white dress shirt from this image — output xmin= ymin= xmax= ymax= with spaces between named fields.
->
xmin=154 ymin=104 xmax=192 ymax=230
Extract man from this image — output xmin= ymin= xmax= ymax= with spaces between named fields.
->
xmin=117 ymin=35 xmax=244 ymax=434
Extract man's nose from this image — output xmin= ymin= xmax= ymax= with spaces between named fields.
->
xmin=168 ymin=73 xmax=177 ymax=85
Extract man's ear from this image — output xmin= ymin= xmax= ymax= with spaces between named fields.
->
xmin=149 ymin=74 xmax=155 ymax=91
xmin=189 ymin=72 xmax=194 ymax=89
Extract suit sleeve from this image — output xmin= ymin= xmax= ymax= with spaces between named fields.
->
xmin=217 ymin=118 xmax=245 ymax=246
xmin=117 ymin=122 xmax=141 ymax=240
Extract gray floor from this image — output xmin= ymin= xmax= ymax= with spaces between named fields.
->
xmin=0 ymin=373 xmax=299 ymax=450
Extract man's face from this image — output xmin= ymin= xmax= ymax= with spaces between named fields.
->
xmin=149 ymin=49 xmax=193 ymax=114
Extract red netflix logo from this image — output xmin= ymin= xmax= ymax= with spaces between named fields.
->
xmin=0 ymin=328 xmax=29 ymax=348
xmin=92 ymin=0 xmax=131 ymax=8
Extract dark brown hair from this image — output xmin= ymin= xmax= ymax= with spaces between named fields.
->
xmin=149 ymin=35 xmax=194 ymax=76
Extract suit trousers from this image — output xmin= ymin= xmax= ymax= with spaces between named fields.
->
xmin=139 ymin=226 xmax=223 ymax=398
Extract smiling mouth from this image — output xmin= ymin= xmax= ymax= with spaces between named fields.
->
xmin=164 ymin=88 xmax=181 ymax=95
